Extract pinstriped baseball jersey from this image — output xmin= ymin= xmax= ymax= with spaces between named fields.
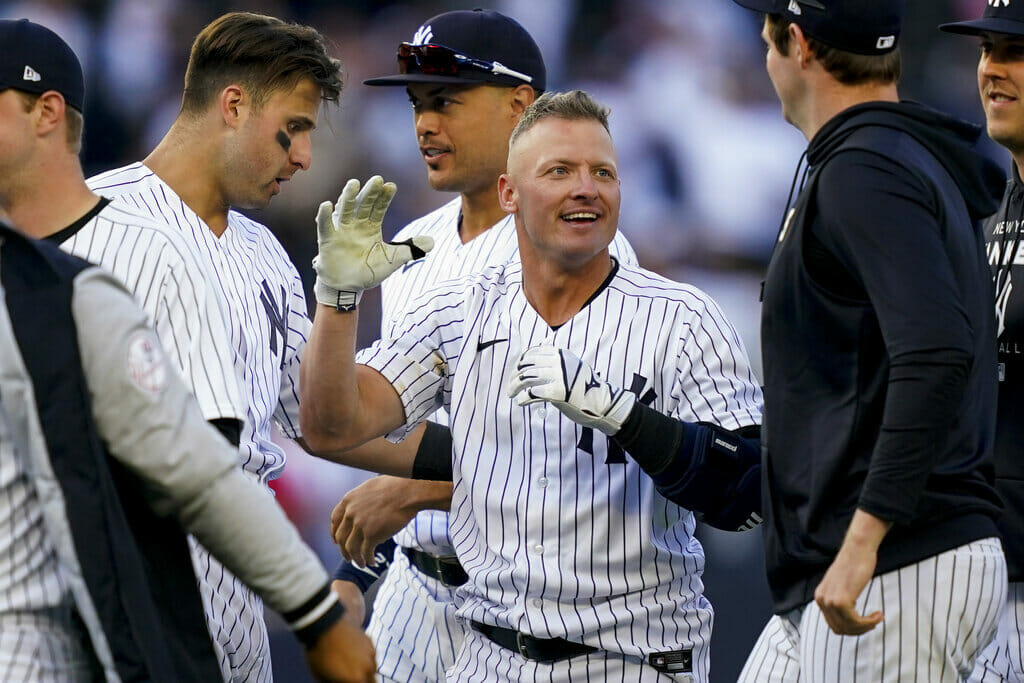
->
xmin=382 ymin=197 xmax=638 ymax=556
xmin=87 ymin=162 xmax=311 ymax=682
xmin=359 ymin=258 xmax=762 ymax=671
xmin=87 ymin=163 xmax=309 ymax=482
xmin=52 ymin=199 xmax=244 ymax=425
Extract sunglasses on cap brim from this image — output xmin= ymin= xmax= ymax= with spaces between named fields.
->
xmin=396 ymin=43 xmax=533 ymax=84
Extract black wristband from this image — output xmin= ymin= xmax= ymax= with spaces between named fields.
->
xmin=282 ymin=583 xmax=345 ymax=647
xmin=612 ymin=402 xmax=686 ymax=476
xmin=411 ymin=421 xmax=454 ymax=481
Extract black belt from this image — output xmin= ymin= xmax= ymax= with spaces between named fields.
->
xmin=402 ymin=546 xmax=468 ymax=587
xmin=471 ymin=621 xmax=598 ymax=663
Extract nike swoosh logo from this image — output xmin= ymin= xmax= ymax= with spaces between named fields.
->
xmin=477 ymin=338 xmax=508 ymax=352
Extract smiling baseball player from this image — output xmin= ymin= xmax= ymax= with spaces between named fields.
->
xmin=301 ymin=91 xmax=764 ymax=682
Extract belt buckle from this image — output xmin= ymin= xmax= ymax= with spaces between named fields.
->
xmin=515 ymin=631 xmax=530 ymax=659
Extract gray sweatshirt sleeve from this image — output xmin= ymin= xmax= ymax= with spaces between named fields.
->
xmin=69 ymin=267 xmax=339 ymax=635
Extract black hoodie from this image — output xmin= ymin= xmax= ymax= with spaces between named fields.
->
xmin=760 ymin=101 xmax=1005 ymax=613
xmin=985 ymin=163 xmax=1024 ymax=582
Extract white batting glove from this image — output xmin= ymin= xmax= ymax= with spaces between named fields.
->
xmin=312 ymin=176 xmax=433 ymax=310
xmin=506 ymin=344 xmax=636 ymax=436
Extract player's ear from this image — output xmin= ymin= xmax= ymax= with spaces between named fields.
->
xmin=509 ymin=84 xmax=535 ymax=118
xmin=498 ymin=173 xmax=517 ymax=213
xmin=218 ymin=85 xmax=247 ymax=128
xmin=33 ymin=91 xmax=66 ymax=138
xmin=790 ymin=23 xmax=812 ymax=67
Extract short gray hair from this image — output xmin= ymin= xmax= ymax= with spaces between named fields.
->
xmin=509 ymin=90 xmax=610 ymax=146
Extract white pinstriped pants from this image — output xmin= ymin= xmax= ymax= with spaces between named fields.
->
xmin=0 ymin=605 xmax=98 ymax=682
xmin=367 ymin=547 xmax=465 ymax=682
xmin=971 ymin=580 xmax=1024 ymax=682
xmin=739 ymin=538 xmax=1007 ymax=683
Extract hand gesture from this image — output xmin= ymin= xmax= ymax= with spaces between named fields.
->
xmin=313 ymin=176 xmax=432 ymax=310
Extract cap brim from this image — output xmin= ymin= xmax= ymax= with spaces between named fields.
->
xmin=730 ymin=0 xmax=783 ymax=12
xmin=364 ymin=72 xmax=493 ymax=87
xmin=940 ymin=18 xmax=1024 ymax=37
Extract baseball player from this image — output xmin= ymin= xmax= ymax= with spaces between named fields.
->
xmin=84 ymin=12 xmax=344 ymax=681
xmin=0 ymin=218 xmax=375 ymax=682
xmin=729 ymin=1 xmax=1008 ymax=681
xmin=326 ymin=10 xmax=636 ymax=681
xmin=300 ymin=90 xmax=764 ymax=681
xmin=941 ymin=5 xmax=1024 ymax=681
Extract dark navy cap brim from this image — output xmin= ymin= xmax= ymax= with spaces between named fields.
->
xmin=940 ymin=18 xmax=1024 ymax=37
xmin=731 ymin=0 xmax=783 ymax=12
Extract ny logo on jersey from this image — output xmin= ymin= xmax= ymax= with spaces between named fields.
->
xmin=578 ymin=372 xmax=657 ymax=464
xmin=259 ymin=280 xmax=288 ymax=366
xmin=412 ymin=24 xmax=432 ymax=45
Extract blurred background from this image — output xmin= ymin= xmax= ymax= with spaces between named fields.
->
xmin=0 ymin=0 xmax=1002 ymax=680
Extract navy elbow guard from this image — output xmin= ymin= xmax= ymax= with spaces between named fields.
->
xmin=613 ymin=402 xmax=763 ymax=531
xmin=332 ymin=538 xmax=397 ymax=592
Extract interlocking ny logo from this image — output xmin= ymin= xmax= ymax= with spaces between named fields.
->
xmin=989 ymin=0 xmax=1010 ymax=7
xmin=259 ymin=280 xmax=288 ymax=364
xmin=578 ymin=372 xmax=657 ymax=465
xmin=412 ymin=24 xmax=432 ymax=45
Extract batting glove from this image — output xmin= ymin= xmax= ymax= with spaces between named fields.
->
xmin=507 ymin=345 xmax=636 ymax=436
xmin=313 ymin=176 xmax=433 ymax=310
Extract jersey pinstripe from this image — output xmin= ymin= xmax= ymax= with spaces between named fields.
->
xmin=55 ymin=200 xmax=244 ymax=425
xmin=359 ymin=258 xmax=761 ymax=678
xmin=381 ymin=197 xmax=638 ymax=556
xmin=87 ymin=162 xmax=311 ymax=683
xmin=739 ymin=538 xmax=1007 ymax=683
xmin=0 ymin=401 xmax=68 ymax=614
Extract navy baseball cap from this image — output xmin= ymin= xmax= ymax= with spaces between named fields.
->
xmin=364 ymin=9 xmax=545 ymax=91
xmin=0 ymin=19 xmax=84 ymax=112
xmin=731 ymin=0 xmax=903 ymax=55
xmin=941 ymin=2 xmax=1024 ymax=37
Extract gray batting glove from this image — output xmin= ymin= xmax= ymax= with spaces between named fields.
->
xmin=507 ymin=344 xmax=636 ymax=436
xmin=313 ymin=176 xmax=433 ymax=311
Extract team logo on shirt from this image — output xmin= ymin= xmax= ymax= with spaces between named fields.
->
xmin=259 ymin=280 xmax=288 ymax=366
xmin=578 ymin=372 xmax=656 ymax=464
xmin=126 ymin=330 xmax=168 ymax=395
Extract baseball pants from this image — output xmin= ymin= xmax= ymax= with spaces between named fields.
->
xmin=0 ymin=604 xmax=98 ymax=682
xmin=368 ymin=547 xmax=465 ymax=682
xmin=971 ymin=580 xmax=1024 ymax=682
xmin=739 ymin=537 xmax=1007 ymax=683
xmin=189 ymin=537 xmax=272 ymax=683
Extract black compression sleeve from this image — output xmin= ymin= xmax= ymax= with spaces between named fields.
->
xmin=411 ymin=421 xmax=454 ymax=481
xmin=613 ymin=402 xmax=763 ymax=531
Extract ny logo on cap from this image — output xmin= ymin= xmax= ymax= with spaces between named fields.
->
xmin=989 ymin=0 xmax=1010 ymax=7
xmin=412 ymin=24 xmax=432 ymax=46
xmin=22 ymin=66 xmax=41 ymax=82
